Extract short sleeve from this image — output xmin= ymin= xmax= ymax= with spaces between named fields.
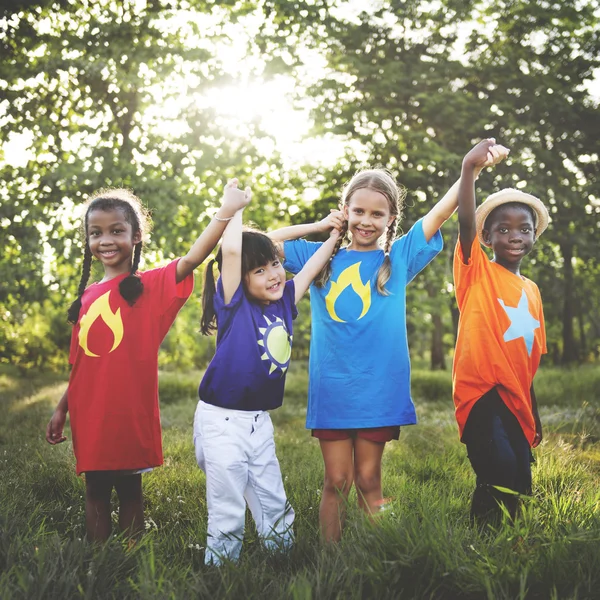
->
xmin=141 ymin=258 xmax=194 ymax=317
xmin=214 ymin=278 xmax=244 ymax=312
xmin=534 ymin=283 xmax=548 ymax=355
xmin=141 ymin=259 xmax=194 ymax=339
xmin=390 ymin=218 xmax=443 ymax=283
xmin=283 ymin=239 xmax=323 ymax=275
xmin=453 ymin=238 xmax=487 ymax=297
xmin=211 ymin=278 xmax=244 ymax=335
xmin=283 ymin=279 xmax=298 ymax=320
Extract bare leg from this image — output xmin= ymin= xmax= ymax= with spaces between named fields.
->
xmin=114 ymin=474 xmax=144 ymax=538
xmin=319 ymin=439 xmax=354 ymax=543
xmin=354 ymin=438 xmax=386 ymax=517
xmin=85 ymin=472 xmax=114 ymax=543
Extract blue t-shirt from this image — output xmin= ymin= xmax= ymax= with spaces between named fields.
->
xmin=284 ymin=219 xmax=442 ymax=428
xmin=199 ymin=279 xmax=298 ymax=411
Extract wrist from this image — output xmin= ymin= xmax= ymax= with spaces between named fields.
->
xmin=461 ymin=162 xmax=480 ymax=182
xmin=215 ymin=206 xmax=238 ymax=221
xmin=461 ymin=159 xmax=480 ymax=173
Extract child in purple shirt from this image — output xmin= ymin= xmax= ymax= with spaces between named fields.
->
xmin=193 ymin=179 xmax=340 ymax=565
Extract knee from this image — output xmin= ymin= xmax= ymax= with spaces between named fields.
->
xmin=354 ymin=470 xmax=381 ymax=495
xmin=492 ymin=447 xmax=518 ymax=486
xmin=323 ymin=472 xmax=353 ymax=496
xmin=208 ymin=505 xmax=246 ymax=536
xmin=85 ymin=473 xmax=113 ymax=503
xmin=115 ymin=475 xmax=142 ymax=504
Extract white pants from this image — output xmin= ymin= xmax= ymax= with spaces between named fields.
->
xmin=193 ymin=401 xmax=295 ymax=565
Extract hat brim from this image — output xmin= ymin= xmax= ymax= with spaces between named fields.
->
xmin=475 ymin=188 xmax=549 ymax=246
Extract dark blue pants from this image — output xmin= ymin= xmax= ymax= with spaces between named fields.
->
xmin=463 ymin=388 xmax=533 ymax=522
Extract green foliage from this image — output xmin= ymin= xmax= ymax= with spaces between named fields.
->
xmin=263 ymin=0 xmax=600 ymax=366
xmin=1 ymin=0 xmax=599 ymax=369
xmin=0 ymin=0 xmax=295 ymax=370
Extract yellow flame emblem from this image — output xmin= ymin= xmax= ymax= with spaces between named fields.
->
xmin=325 ymin=262 xmax=371 ymax=322
xmin=78 ymin=291 xmax=124 ymax=357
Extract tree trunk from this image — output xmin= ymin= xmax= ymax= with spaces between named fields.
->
xmin=427 ymin=283 xmax=446 ymax=370
xmin=577 ymin=296 xmax=586 ymax=360
xmin=560 ymin=242 xmax=578 ymax=363
xmin=430 ymin=312 xmax=446 ymax=370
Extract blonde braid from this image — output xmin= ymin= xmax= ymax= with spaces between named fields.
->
xmin=315 ymin=220 xmax=348 ymax=288
xmin=375 ymin=218 xmax=397 ymax=295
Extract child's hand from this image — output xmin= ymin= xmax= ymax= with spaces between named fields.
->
xmin=317 ymin=209 xmax=345 ymax=233
xmin=46 ymin=409 xmax=67 ymax=445
xmin=329 ymin=227 xmax=341 ymax=241
xmin=221 ymin=178 xmax=252 ymax=214
xmin=533 ymin=418 xmax=543 ymax=448
xmin=463 ymin=138 xmax=509 ymax=173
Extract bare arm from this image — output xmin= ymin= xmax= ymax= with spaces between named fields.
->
xmin=423 ymin=170 xmax=501 ymax=243
xmin=531 ymin=383 xmax=542 ymax=448
xmin=421 ymin=178 xmax=462 ymax=243
xmin=176 ymin=179 xmax=252 ymax=283
xmin=292 ymin=230 xmax=341 ymax=303
xmin=457 ymin=139 xmax=510 ymax=262
xmin=421 ymin=140 xmax=507 ymax=243
xmin=268 ymin=210 xmax=345 ymax=259
xmin=220 ymin=209 xmax=244 ymax=304
xmin=46 ymin=388 xmax=68 ymax=444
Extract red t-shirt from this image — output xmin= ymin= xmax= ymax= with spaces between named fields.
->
xmin=452 ymin=240 xmax=546 ymax=446
xmin=68 ymin=259 xmax=193 ymax=474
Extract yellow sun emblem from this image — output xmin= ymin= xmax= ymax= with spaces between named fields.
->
xmin=258 ymin=315 xmax=292 ymax=376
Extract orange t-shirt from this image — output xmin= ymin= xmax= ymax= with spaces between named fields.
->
xmin=452 ymin=239 xmax=546 ymax=446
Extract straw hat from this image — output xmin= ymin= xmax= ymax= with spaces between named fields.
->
xmin=475 ymin=188 xmax=549 ymax=246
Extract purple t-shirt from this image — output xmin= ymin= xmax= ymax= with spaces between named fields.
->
xmin=199 ymin=279 xmax=298 ymax=411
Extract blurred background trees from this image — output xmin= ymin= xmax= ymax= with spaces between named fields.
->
xmin=1 ymin=0 xmax=599 ymax=371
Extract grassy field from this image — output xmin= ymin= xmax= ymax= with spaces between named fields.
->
xmin=2 ymin=364 xmax=600 ymax=599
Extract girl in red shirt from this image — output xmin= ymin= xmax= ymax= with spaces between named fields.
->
xmin=46 ymin=182 xmax=250 ymax=542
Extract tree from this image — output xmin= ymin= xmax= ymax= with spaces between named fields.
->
xmin=0 ymin=0 xmax=294 ymax=368
xmin=261 ymin=0 xmax=600 ymax=365
xmin=461 ymin=0 xmax=600 ymax=362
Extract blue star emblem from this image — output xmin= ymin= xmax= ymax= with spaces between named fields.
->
xmin=497 ymin=290 xmax=540 ymax=356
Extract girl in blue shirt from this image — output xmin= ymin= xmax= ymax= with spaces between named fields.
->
xmin=269 ymin=140 xmax=508 ymax=541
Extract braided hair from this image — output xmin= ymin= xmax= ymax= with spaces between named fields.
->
xmin=315 ymin=168 xmax=405 ymax=295
xmin=314 ymin=219 xmax=348 ymax=288
xmin=67 ymin=188 xmax=151 ymax=324
xmin=201 ymin=229 xmax=280 ymax=335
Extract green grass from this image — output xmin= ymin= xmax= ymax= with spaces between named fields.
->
xmin=2 ymin=363 xmax=600 ymax=598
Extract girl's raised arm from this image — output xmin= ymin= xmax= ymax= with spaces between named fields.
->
xmin=292 ymin=229 xmax=340 ymax=304
xmin=176 ymin=179 xmax=251 ymax=283
xmin=268 ymin=210 xmax=344 ymax=259
xmin=421 ymin=139 xmax=509 ymax=244
xmin=218 ymin=182 xmax=252 ymax=304
xmin=220 ymin=208 xmax=245 ymax=304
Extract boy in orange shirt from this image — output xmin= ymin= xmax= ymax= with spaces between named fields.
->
xmin=453 ymin=141 xmax=549 ymax=522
